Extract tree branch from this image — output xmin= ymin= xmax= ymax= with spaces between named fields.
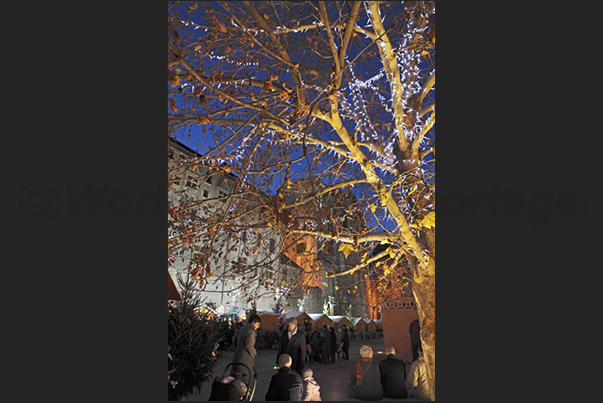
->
xmin=337 ymin=1 xmax=362 ymax=86
xmin=326 ymin=79 xmax=427 ymax=270
xmin=168 ymin=43 xmax=290 ymax=127
xmin=283 ymin=178 xmax=369 ymax=209
xmin=288 ymin=229 xmax=393 ymax=245
xmin=219 ymin=3 xmax=298 ymax=71
xmin=326 ymin=248 xmax=394 ymax=278
xmin=414 ymin=111 xmax=435 ymax=150
xmin=419 ymin=103 xmax=435 ymax=118
xmin=367 ymin=1 xmax=408 ymax=148
xmin=318 ymin=2 xmax=341 ymax=86
xmin=188 ymin=19 xmax=376 ymax=40
xmin=241 ymin=1 xmax=307 ymax=112
xmin=420 ymin=147 xmax=435 ymax=160
xmin=418 ymin=71 xmax=435 ymax=105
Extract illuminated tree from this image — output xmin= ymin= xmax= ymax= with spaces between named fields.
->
xmin=168 ymin=1 xmax=435 ymax=399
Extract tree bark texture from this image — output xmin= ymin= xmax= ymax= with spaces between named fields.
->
xmin=411 ymin=257 xmax=435 ymax=401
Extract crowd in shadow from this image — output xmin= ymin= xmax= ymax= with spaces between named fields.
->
xmin=216 ymin=315 xmax=430 ymax=401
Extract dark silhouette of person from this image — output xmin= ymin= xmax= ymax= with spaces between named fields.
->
xmin=232 ymin=314 xmax=261 ymax=379
xmin=339 ymin=325 xmax=350 ymax=360
xmin=276 ymin=317 xmax=307 ymax=375
xmin=409 ymin=319 xmax=421 ymax=362
xmin=265 ymin=354 xmax=303 ymax=401
xmin=379 ymin=346 xmax=408 ymax=399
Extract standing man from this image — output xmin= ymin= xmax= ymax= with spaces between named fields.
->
xmin=338 ymin=324 xmax=350 ymax=360
xmin=329 ymin=327 xmax=337 ymax=364
xmin=277 ymin=317 xmax=307 ymax=375
xmin=232 ymin=314 xmax=261 ymax=380
xmin=310 ymin=327 xmax=321 ymax=364
xmin=320 ymin=325 xmax=330 ymax=365
xmin=379 ymin=346 xmax=408 ymax=399
xmin=409 ymin=319 xmax=421 ymax=362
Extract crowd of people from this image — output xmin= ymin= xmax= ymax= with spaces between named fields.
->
xmin=308 ymin=323 xmax=342 ymax=365
xmin=225 ymin=314 xmax=430 ymax=401
xmin=347 ymin=344 xmax=429 ymax=401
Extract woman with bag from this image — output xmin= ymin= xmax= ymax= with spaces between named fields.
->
xmin=348 ymin=345 xmax=383 ymax=400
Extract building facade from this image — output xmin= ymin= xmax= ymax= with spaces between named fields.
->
xmin=168 ymin=139 xmax=282 ymax=314
xmin=168 ymin=138 xmax=416 ymax=323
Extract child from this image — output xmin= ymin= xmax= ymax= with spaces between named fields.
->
xmin=301 ymin=368 xmax=322 ymax=401
xmin=220 ymin=375 xmax=248 ymax=400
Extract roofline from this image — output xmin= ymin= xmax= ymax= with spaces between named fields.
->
xmin=168 ymin=137 xmax=238 ymax=180
xmin=168 ymin=136 xmax=203 ymax=158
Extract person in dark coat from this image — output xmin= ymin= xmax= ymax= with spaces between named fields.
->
xmin=310 ymin=328 xmax=322 ymax=364
xmin=338 ymin=325 xmax=350 ymax=360
xmin=265 ymin=354 xmax=303 ymax=401
xmin=379 ymin=346 xmax=408 ymax=399
xmin=349 ymin=345 xmax=383 ymax=401
xmin=305 ymin=331 xmax=312 ymax=363
xmin=320 ymin=325 xmax=330 ymax=365
xmin=329 ymin=327 xmax=337 ymax=364
xmin=409 ymin=319 xmax=421 ymax=362
xmin=276 ymin=317 xmax=307 ymax=375
xmin=231 ymin=314 xmax=261 ymax=380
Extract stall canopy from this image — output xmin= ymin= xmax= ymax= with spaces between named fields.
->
xmin=329 ymin=315 xmax=352 ymax=329
xmin=353 ymin=317 xmax=366 ymax=332
xmin=363 ymin=318 xmax=377 ymax=332
xmin=283 ymin=311 xmax=312 ymax=323
xmin=254 ymin=310 xmax=281 ymax=332
xmin=197 ymin=304 xmax=218 ymax=318
xmin=307 ymin=313 xmax=333 ymax=330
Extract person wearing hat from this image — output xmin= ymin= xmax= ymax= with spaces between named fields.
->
xmin=301 ymin=368 xmax=322 ymax=401
xmin=276 ymin=317 xmax=307 ymax=375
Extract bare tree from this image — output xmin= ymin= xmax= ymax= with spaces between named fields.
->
xmin=168 ymin=1 xmax=435 ymax=399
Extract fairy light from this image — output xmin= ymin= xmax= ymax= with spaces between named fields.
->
xmin=383 ymin=9 xmax=430 ymax=143
xmin=339 ymin=61 xmax=399 ymax=168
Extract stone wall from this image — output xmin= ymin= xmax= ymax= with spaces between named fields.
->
xmin=303 ymin=287 xmax=324 ymax=314
xmin=381 ymin=307 xmax=419 ymax=365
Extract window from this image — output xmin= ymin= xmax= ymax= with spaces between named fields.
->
xmin=296 ymin=242 xmax=306 ymax=254
xmin=218 ymin=190 xmax=227 ymax=198
xmin=185 ymin=175 xmax=198 ymax=189
xmin=202 ymin=189 xmax=209 ymax=198
xmin=269 ymin=238 xmax=275 ymax=252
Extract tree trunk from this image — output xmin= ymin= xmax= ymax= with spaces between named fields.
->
xmin=411 ymin=258 xmax=435 ymax=400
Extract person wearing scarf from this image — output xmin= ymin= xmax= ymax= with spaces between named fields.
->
xmin=288 ymin=321 xmax=298 ymax=340
xmin=276 ymin=317 xmax=307 ymax=375
xmin=348 ymin=345 xmax=383 ymax=401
